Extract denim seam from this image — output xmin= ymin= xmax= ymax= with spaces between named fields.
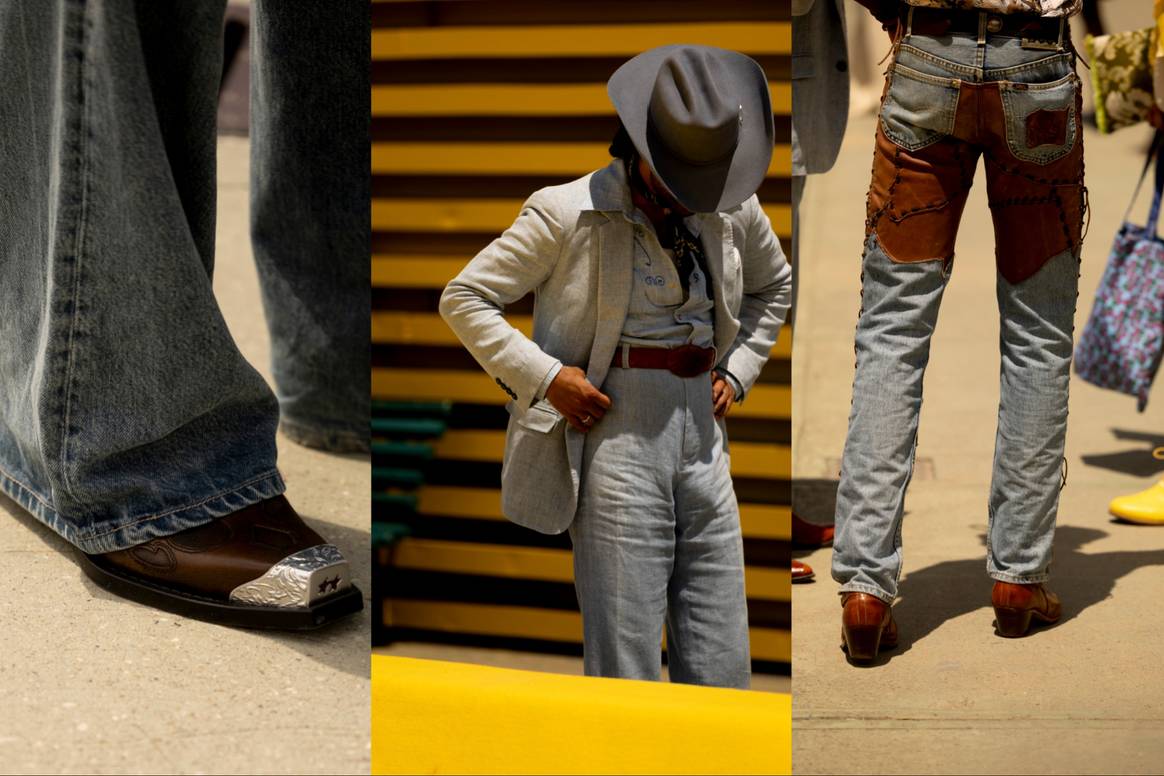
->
xmin=985 ymin=53 xmax=1073 ymax=80
xmin=0 ymin=461 xmax=58 ymax=514
xmin=989 ymin=570 xmax=1050 ymax=584
xmin=0 ymin=468 xmax=71 ymax=550
xmin=78 ymin=468 xmax=283 ymax=540
xmin=880 ymin=66 xmax=959 ymax=153
xmin=890 ymin=61 xmax=960 ymax=90
xmin=59 ymin=0 xmax=94 ymax=501
xmin=999 ymin=85 xmax=1078 ymax=166
xmin=838 ymin=582 xmax=894 ymax=605
xmin=896 ymin=43 xmax=981 ymax=79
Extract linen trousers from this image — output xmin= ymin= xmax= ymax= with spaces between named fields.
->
xmin=569 ymin=366 xmax=751 ymax=688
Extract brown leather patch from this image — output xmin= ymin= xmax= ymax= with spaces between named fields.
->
xmin=1025 ymin=108 xmax=1068 ymax=148
xmin=866 ymin=124 xmax=975 ymax=263
xmin=986 ymin=84 xmax=1084 ymax=284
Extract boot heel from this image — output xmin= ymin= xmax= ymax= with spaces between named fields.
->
xmin=842 ymin=623 xmax=884 ymax=663
xmin=993 ymin=606 xmax=1032 ymax=638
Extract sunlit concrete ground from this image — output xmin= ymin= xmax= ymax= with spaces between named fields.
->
xmin=793 ymin=3 xmax=1164 ymax=773
xmin=0 ymin=136 xmax=370 ymax=775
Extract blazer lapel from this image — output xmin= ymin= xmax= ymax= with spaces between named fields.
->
xmin=699 ymin=213 xmax=739 ymax=357
xmin=585 ymin=215 xmax=633 ymax=388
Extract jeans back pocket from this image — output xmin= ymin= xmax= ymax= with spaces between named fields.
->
xmin=880 ymin=62 xmax=960 ymax=152
xmin=1000 ymin=73 xmax=1078 ymax=165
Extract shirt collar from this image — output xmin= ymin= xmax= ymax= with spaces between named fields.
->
xmin=589 ymin=159 xmax=704 ymax=236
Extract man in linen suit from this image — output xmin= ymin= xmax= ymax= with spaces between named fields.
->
xmin=440 ymin=44 xmax=791 ymax=688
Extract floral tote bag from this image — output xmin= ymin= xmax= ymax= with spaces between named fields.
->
xmin=1074 ymin=134 xmax=1164 ymax=410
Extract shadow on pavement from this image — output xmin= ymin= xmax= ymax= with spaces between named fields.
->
xmin=880 ymin=525 xmax=1164 ymax=663
xmin=1080 ymin=428 xmax=1164 ymax=477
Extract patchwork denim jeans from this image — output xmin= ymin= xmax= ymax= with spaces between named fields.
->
xmin=0 ymin=1 xmax=368 ymax=553
xmin=569 ymin=366 xmax=750 ymax=688
xmin=832 ymin=30 xmax=1085 ymax=603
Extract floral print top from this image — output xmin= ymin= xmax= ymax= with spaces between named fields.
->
xmin=855 ymin=0 xmax=1080 ymax=19
xmin=901 ymin=0 xmax=1080 ymax=16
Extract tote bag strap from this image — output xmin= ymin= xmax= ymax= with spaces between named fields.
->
xmin=1125 ymin=130 xmax=1164 ymax=228
xmin=1148 ymin=132 xmax=1164 ymax=237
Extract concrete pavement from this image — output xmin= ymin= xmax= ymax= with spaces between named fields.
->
xmin=0 ymin=137 xmax=370 ymax=774
xmin=792 ymin=19 xmax=1164 ymax=772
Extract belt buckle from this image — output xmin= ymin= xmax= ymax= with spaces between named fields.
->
xmin=1020 ymin=36 xmax=1059 ymax=51
xmin=666 ymin=345 xmax=713 ymax=378
xmin=1022 ymin=16 xmax=1064 ymax=50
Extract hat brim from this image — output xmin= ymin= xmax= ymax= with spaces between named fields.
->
xmin=607 ymin=45 xmax=774 ymax=213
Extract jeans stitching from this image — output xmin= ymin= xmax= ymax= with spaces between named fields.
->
xmin=838 ymin=582 xmax=895 ymax=605
xmin=78 ymin=469 xmax=284 ymax=540
xmin=999 ymin=82 xmax=1078 ymax=165
xmin=0 ymin=462 xmax=57 ymax=513
xmin=896 ymin=43 xmax=981 ymax=78
xmin=60 ymin=1 xmax=93 ymax=500
xmin=984 ymin=53 xmax=1073 ymax=79
xmin=880 ymin=66 xmax=960 ymax=152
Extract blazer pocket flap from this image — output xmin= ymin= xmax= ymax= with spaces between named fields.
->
xmin=515 ymin=401 xmax=563 ymax=433
xmin=792 ymin=53 xmax=815 ymax=79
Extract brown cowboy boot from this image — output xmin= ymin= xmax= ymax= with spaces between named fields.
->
xmin=77 ymin=495 xmax=361 ymax=629
xmin=841 ymin=592 xmax=898 ymax=664
xmin=991 ymin=581 xmax=1061 ymax=638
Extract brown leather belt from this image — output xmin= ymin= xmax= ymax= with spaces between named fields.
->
xmin=901 ymin=7 xmax=1063 ymax=44
xmin=610 ymin=344 xmax=717 ymax=378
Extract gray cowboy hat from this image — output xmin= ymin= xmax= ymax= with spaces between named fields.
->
xmin=607 ymin=44 xmax=773 ymax=213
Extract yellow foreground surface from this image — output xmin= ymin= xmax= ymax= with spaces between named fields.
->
xmin=371 ymin=655 xmax=791 ymax=775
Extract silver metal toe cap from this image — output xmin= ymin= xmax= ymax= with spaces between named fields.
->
xmin=228 ymin=544 xmax=351 ymax=608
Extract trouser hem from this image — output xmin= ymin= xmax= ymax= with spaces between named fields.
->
xmin=836 ymin=581 xmax=895 ymax=605
xmin=280 ymin=418 xmax=369 ymax=454
xmin=0 ymin=465 xmax=286 ymax=554
xmin=988 ymin=570 xmax=1050 ymax=585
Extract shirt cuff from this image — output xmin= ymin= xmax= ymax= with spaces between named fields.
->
xmin=534 ymin=360 xmax=564 ymax=403
xmin=718 ymin=368 xmax=745 ymax=403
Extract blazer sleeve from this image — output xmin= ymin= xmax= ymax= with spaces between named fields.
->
xmin=439 ymin=190 xmax=565 ymax=409
xmin=717 ymin=196 xmax=792 ymax=401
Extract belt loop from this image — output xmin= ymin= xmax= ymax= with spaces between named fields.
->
xmin=1056 ymin=17 xmax=1065 ymax=51
xmin=976 ymin=11 xmax=986 ymax=46
xmin=905 ymin=5 xmax=913 ymax=40
xmin=620 ymin=343 xmax=630 ymax=368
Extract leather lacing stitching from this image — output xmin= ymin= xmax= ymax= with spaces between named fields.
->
xmin=884 ymin=143 xmax=975 ymax=224
xmin=985 ymin=145 xmax=1086 ymax=254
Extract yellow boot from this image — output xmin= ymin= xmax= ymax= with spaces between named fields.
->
xmin=1110 ymin=449 xmax=1164 ymax=525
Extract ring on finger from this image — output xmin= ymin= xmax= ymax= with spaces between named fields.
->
xmin=582 ymin=414 xmax=594 ymax=426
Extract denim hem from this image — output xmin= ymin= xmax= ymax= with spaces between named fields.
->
xmin=280 ymin=418 xmax=369 ymax=454
xmin=836 ymin=581 xmax=895 ymax=605
xmin=987 ymin=569 xmax=1050 ymax=585
xmin=0 ymin=464 xmax=285 ymax=554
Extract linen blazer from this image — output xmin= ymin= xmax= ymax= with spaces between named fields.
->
xmin=791 ymin=0 xmax=850 ymax=176
xmin=439 ymin=160 xmax=792 ymax=534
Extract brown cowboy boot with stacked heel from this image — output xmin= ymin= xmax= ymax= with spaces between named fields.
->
xmin=991 ymin=581 xmax=1061 ymax=638
xmin=841 ymin=592 xmax=898 ymax=665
